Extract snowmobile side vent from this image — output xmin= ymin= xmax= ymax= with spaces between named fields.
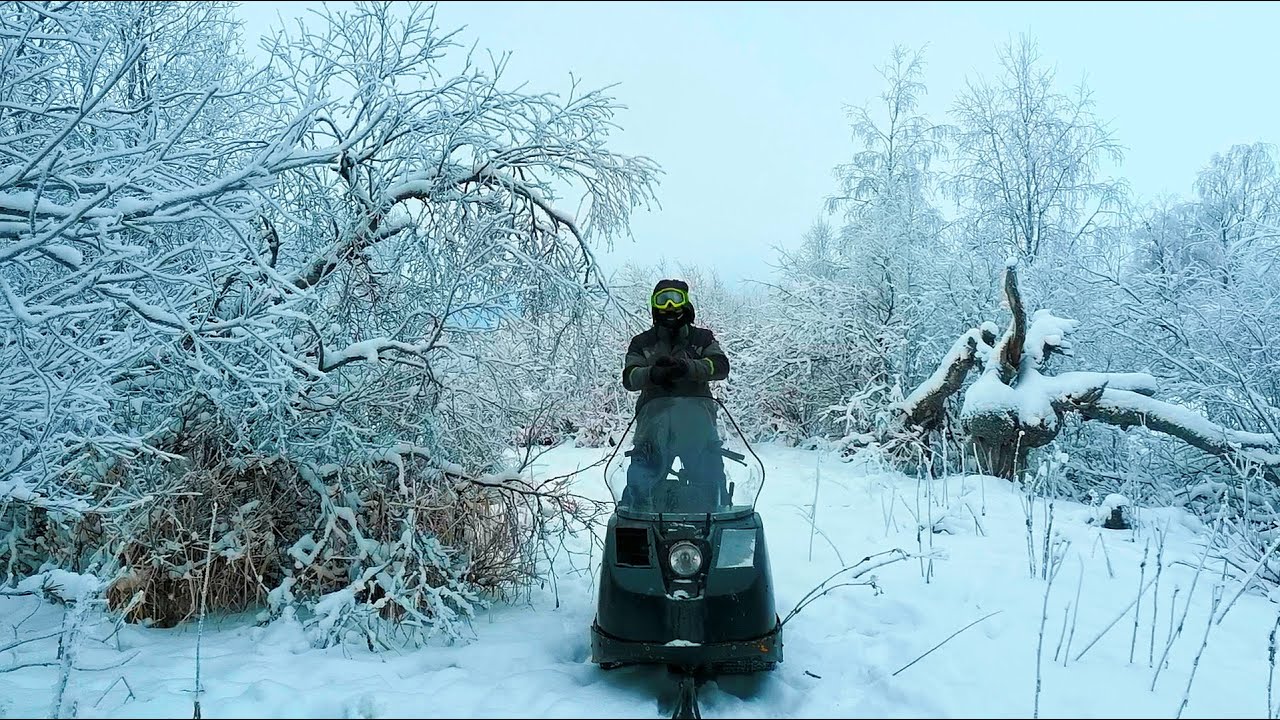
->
xmin=615 ymin=527 xmax=652 ymax=567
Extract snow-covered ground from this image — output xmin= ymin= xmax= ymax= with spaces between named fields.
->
xmin=2 ymin=444 xmax=1276 ymax=719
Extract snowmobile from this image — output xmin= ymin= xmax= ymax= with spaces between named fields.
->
xmin=593 ymin=396 xmax=782 ymax=719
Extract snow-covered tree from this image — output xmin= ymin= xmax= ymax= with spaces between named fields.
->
xmin=1189 ymin=142 xmax=1280 ymax=287
xmin=764 ymin=47 xmax=954 ymax=446
xmin=1 ymin=0 xmax=656 ymax=639
xmin=948 ymin=34 xmax=1126 ymax=263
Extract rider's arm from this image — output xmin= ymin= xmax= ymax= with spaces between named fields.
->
xmin=684 ymin=330 xmax=730 ymax=382
xmin=622 ymin=336 xmax=653 ymax=391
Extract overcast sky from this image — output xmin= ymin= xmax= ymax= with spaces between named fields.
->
xmin=235 ymin=1 xmax=1280 ymax=285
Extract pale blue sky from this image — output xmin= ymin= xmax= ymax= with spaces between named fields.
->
xmin=236 ymin=1 xmax=1280 ymax=284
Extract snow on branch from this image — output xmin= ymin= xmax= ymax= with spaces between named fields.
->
xmin=894 ymin=324 xmax=996 ymax=432
xmin=1066 ymin=388 xmax=1280 ymax=467
xmin=318 ymin=338 xmax=435 ymax=372
xmin=1026 ymin=309 xmax=1080 ymax=370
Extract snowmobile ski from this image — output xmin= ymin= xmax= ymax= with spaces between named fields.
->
xmin=672 ymin=671 xmax=701 ymax=720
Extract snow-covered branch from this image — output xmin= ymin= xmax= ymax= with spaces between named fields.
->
xmin=1067 ymin=388 xmax=1280 ymax=469
xmin=894 ymin=323 xmax=996 ymax=432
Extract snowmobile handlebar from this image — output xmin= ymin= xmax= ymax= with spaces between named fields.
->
xmin=621 ymin=447 xmax=747 ymax=465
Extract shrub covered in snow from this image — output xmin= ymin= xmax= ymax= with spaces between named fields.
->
xmin=0 ymin=0 xmax=649 ymax=641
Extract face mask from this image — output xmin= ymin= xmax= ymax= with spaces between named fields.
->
xmin=655 ymin=308 xmax=684 ymax=328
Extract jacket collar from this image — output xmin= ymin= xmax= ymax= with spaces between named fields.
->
xmin=655 ymin=323 xmax=691 ymax=342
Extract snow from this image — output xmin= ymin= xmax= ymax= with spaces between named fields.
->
xmin=1091 ymin=493 xmax=1134 ymax=525
xmin=311 ymin=586 xmax=357 ymax=644
xmin=1245 ymin=448 xmax=1280 ymax=466
xmin=962 ymin=369 xmax=1024 ymax=416
xmin=321 ymin=339 xmax=434 ymax=368
xmin=1100 ymin=389 xmax=1278 ymax=449
xmin=14 ymin=568 xmax=104 ymax=603
xmin=0 ymin=444 xmax=1273 ymax=718
xmin=0 ymin=479 xmax=35 ymax=504
xmin=1049 ymin=372 xmax=1158 ymax=398
xmin=42 ymin=244 xmax=84 ymax=267
xmin=962 ymin=367 xmax=1163 ymax=434
xmin=0 ymin=275 xmax=37 ymax=325
xmin=962 ymin=366 xmax=1068 ymax=435
xmin=1026 ymin=309 xmax=1080 ymax=366
xmin=1102 ymin=493 xmax=1132 ymax=513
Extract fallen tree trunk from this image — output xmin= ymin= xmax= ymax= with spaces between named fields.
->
xmin=892 ymin=263 xmax=1280 ymax=481
xmin=1066 ymin=387 xmax=1280 ymax=476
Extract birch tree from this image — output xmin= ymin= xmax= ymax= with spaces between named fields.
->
xmin=949 ymin=34 xmax=1126 ymax=263
xmin=763 ymin=47 xmax=953 ymax=445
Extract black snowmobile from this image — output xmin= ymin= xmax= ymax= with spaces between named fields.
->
xmin=593 ymin=396 xmax=782 ymax=719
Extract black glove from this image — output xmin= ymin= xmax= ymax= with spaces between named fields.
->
xmin=665 ymin=356 xmax=689 ymax=380
xmin=650 ymin=355 xmax=683 ymax=387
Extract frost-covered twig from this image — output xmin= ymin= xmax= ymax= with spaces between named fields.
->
xmin=1074 ymin=574 xmax=1158 ymax=663
xmin=892 ymin=610 xmax=1003 ymax=677
xmin=1132 ymin=540 xmax=1150 ymax=663
xmin=1063 ymin=560 xmax=1084 ymax=666
xmin=808 ymin=451 xmax=821 ymax=562
xmin=1269 ymin=617 xmax=1279 ymax=719
xmin=1041 ymin=501 xmax=1055 ymax=581
xmin=1165 ymin=585 xmax=1181 ymax=667
xmin=1035 ymin=542 xmax=1067 ymax=718
xmin=1023 ymin=470 xmax=1037 ymax=579
xmin=781 ymin=549 xmax=921 ymax=626
xmin=193 ymin=501 xmax=217 ymax=720
xmin=93 ymin=676 xmax=136 ymax=710
xmin=1153 ymin=502 xmax=1227 ymax=689
xmin=1 ymin=660 xmax=58 ymax=672
xmin=1093 ymin=533 xmax=1116 ymax=579
xmin=0 ymin=631 xmax=60 ymax=655
xmin=787 ymin=506 xmax=846 ymax=566
xmin=49 ymin=599 xmax=88 ymax=718
xmin=1176 ymin=570 xmax=1226 ymax=718
xmin=1053 ymin=601 xmax=1072 ymax=664
xmin=1216 ymin=532 xmax=1280 ymax=626
xmin=1151 ymin=521 xmax=1169 ymax=667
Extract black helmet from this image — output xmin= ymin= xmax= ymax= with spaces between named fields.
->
xmin=650 ymin=279 xmax=694 ymax=328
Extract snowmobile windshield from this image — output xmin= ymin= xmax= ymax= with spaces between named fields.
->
xmin=604 ymin=395 xmax=764 ymax=518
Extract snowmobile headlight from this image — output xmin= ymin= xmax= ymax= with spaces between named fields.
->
xmin=668 ymin=542 xmax=703 ymax=577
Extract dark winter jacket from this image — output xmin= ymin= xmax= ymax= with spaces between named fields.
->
xmin=622 ymin=322 xmax=730 ymax=410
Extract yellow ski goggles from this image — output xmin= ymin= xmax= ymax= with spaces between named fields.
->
xmin=651 ymin=287 xmax=689 ymax=310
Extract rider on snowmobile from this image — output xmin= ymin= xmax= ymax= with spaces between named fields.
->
xmin=620 ymin=279 xmax=731 ymax=510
